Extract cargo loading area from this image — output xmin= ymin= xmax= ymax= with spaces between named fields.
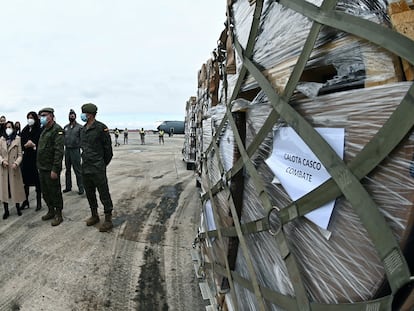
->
xmin=185 ymin=1 xmax=414 ymax=310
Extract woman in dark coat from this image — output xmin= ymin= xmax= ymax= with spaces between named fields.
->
xmin=20 ymin=111 xmax=42 ymax=211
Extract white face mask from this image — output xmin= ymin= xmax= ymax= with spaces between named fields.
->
xmin=5 ymin=128 xmax=13 ymax=136
xmin=27 ymin=118 xmax=35 ymax=126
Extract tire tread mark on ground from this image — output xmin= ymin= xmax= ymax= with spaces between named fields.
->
xmin=133 ymin=183 xmax=183 ymax=310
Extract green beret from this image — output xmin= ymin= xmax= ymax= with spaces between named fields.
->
xmin=82 ymin=103 xmax=98 ymax=114
xmin=38 ymin=107 xmax=54 ymax=114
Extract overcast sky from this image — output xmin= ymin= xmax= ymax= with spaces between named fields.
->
xmin=0 ymin=1 xmax=225 ymax=130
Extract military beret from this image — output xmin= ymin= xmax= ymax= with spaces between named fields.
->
xmin=38 ymin=107 xmax=54 ymax=114
xmin=69 ymin=109 xmax=76 ymax=116
xmin=81 ymin=103 xmax=98 ymax=114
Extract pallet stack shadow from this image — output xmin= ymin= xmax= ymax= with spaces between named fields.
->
xmin=190 ymin=0 xmax=414 ymax=310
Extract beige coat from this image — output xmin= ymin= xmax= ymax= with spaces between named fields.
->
xmin=0 ymin=136 xmax=25 ymax=203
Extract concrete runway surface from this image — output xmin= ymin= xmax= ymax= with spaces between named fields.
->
xmin=0 ymin=132 xmax=207 ymax=311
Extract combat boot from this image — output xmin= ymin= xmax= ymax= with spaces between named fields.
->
xmin=41 ymin=207 xmax=55 ymax=221
xmin=51 ymin=209 xmax=63 ymax=226
xmin=86 ymin=208 xmax=100 ymax=226
xmin=99 ymin=213 xmax=113 ymax=232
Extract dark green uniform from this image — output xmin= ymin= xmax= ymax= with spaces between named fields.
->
xmin=63 ymin=121 xmax=84 ymax=193
xmin=80 ymin=120 xmax=113 ymax=214
xmin=37 ymin=122 xmax=64 ymax=211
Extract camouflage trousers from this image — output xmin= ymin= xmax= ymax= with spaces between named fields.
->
xmin=82 ymin=172 xmax=113 ymax=214
xmin=38 ymin=170 xmax=63 ymax=210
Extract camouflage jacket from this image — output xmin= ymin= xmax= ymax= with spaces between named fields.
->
xmin=36 ymin=122 xmax=64 ymax=173
xmin=80 ymin=120 xmax=112 ymax=174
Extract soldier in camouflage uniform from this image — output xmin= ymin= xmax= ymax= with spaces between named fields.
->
xmin=80 ymin=103 xmax=114 ymax=232
xmin=36 ymin=108 xmax=64 ymax=226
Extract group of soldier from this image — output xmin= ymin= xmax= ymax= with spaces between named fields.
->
xmin=0 ymin=103 xmax=114 ymax=232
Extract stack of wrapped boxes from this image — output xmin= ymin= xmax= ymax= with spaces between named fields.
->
xmin=191 ymin=1 xmax=414 ymax=310
xmin=183 ymin=96 xmax=197 ymax=169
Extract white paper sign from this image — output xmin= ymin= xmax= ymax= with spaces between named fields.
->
xmin=265 ymin=127 xmax=344 ymax=230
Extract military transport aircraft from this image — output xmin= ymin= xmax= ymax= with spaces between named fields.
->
xmin=157 ymin=120 xmax=185 ymax=135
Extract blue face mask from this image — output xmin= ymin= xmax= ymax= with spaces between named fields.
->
xmin=80 ymin=113 xmax=88 ymax=122
xmin=40 ymin=116 xmax=48 ymax=126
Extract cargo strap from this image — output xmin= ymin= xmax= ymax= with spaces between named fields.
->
xmin=278 ymin=0 xmax=414 ymax=66
xmin=220 ymin=0 xmax=414 ymax=246
xmin=278 ymin=84 xmax=414 ymax=224
xmin=203 ymin=1 xmax=329 ymax=309
xmin=205 ymin=0 xmax=264 ymax=157
xmin=211 ymin=111 xmax=312 ymax=311
xmin=206 ymin=120 xmax=268 ymax=310
xmin=201 ymin=60 xmax=414 ymax=311
xmin=226 ymin=1 xmax=342 ymax=309
xmin=203 ymin=150 xmax=241 ymax=310
xmin=204 ymin=261 xmax=394 ymax=311
xmin=203 ymin=1 xmax=310 ymax=308
xmin=201 ymin=0 xmax=413 ymax=309
xmin=274 ymin=0 xmax=413 ymax=295
xmin=238 ymin=36 xmax=411 ymax=294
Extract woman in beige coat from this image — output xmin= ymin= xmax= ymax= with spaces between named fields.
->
xmin=0 ymin=121 xmax=25 ymax=219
